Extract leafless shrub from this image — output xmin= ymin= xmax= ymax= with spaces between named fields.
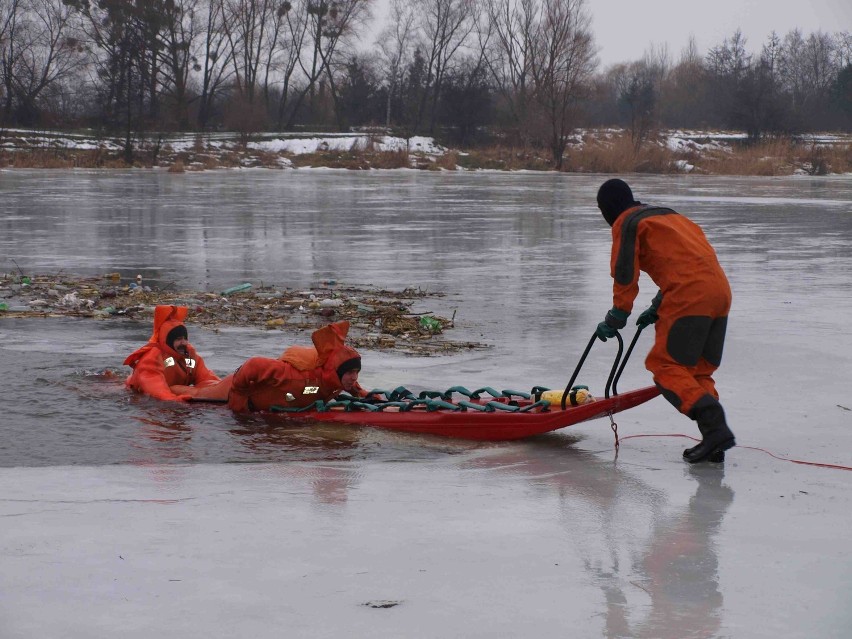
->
xmin=701 ymin=139 xmax=795 ymax=175
xmin=370 ymin=149 xmax=410 ymax=169
xmin=434 ymin=151 xmax=458 ymax=170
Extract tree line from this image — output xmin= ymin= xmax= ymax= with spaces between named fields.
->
xmin=2 ymin=0 xmax=851 ymax=166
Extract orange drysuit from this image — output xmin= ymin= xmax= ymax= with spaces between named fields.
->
xmin=185 ymin=320 xmax=366 ymax=411
xmin=610 ymin=205 xmax=732 ymax=416
xmin=124 ymin=305 xmax=220 ymax=401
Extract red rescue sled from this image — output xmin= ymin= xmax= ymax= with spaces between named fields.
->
xmin=267 ymin=385 xmax=660 ymax=441
xmin=268 ymin=329 xmax=660 ymax=441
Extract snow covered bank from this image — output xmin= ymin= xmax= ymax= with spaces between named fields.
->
xmin=2 ymin=127 xmax=850 ymax=173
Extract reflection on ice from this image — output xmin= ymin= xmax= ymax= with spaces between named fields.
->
xmin=462 ymin=441 xmax=733 ymax=638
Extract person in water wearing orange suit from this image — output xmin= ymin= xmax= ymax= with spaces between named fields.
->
xmin=180 ymin=320 xmax=366 ymax=411
xmin=594 ymin=179 xmax=735 ymax=463
xmin=124 ymin=305 xmax=221 ymax=401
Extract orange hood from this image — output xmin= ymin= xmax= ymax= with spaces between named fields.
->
xmin=280 ymin=320 xmax=361 ymax=379
xmin=123 ymin=305 xmax=190 ymax=367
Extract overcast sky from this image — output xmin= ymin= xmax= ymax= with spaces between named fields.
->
xmin=368 ymin=0 xmax=852 ymax=69
xmin=590 ymin=0 xmax=852 ymax=67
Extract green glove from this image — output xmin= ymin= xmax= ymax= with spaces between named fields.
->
xmin=596 ymin=307 xmax=629 ymax=342
xmin=596 ymin=321 xmax=617 ymax=341
xmin=636 ymin=291 xmax=662 ymax=328
xmin=636 ymin=306 xmax=659 ymax=328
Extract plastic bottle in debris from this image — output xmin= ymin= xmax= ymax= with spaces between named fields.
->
xmin=419 ymin=316 xmax=441 ymax=331
xmin=221 ymin=283 xmax=252 ymax=296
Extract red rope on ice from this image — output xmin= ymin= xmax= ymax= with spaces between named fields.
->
xmin=617 ymin=433 xmax=852 ymax=472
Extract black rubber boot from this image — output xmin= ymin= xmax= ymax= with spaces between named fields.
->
xmin=683 ymin=398 xmax=735 ymax=464
xmin=683 ymin=443 xmax=725 ymax=463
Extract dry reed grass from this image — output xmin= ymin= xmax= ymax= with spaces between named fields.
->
xmin=433 ymin=151 xmax=458 ymax=170
xmin=699 ymin=139 xmax=796 ymax=175
xmin=561 ymin=133 xmax=852 ymax=176
xmin=695 ymin=139 xmax=850 ymax=175
xmin=454 ymin=146 xmax=552 ymax=170
xmin=289 ymin=148 xmax=412 ymax=169
xmin=369 ymin=149 xmax=411 ymax=169
xmin=801 ymin=142 xmax=852 ymax=174
xmin=563 ymin=133 xmax=684 ymax=174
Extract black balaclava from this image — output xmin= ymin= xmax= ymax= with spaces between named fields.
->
xmin=597 ymin=179 xmax=639 ymax=226
xmin=336 ymin=357 xmax=361 ymax=380
xmin=166 ymin=325 xmax=188 ymax=351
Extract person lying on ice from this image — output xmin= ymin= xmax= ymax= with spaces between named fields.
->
xmin=594 ymin=179 xmax=736 ymax=464
xmin=175 ymin=320 xmax=367 ymax=412
xmin=124 ymin=305 xmax=221 ymax=401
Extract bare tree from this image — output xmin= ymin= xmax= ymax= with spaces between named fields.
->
xmin=1 ymin=0 xmax=25 ymax=122
xmin=704 ymin=29 xmax=752 ymax=132
xmin=196 ymin=0 xmax=232 ymax=129
xmin=658 ymin=36 xmax=709 ymax=128
xmin=528 ymin=0 xmax=595 ymax=168
xmin=64 ymin=0 xmax=169 ymax=158
xmin=375 ymin=0 xmax=415 ymax=127
xmin=641 ymin=42 xmax=669 ymax=97
xmin=0 ymin=0 xmax=15 ymax=43
xmin=409 ymin=0 xmax=478 ymax=134
xmin=777 ymin=29 xmax=841 ymax=128
xmin=266 ymin=0 xmax=308 ymax=128
xmin=612 ymin=60 xmax=656 ymax=150
xmin=220 ymin=0 xmax=282 ymax=106
xmin=483 ymin=0 xmax=537 ymax=143
xmin=836 ymin=31 xmax=852 ymax=68
xmin=736 ymin=48 xmax=785 ymax=139
xmin=801 ymin=31 xmax=837 ymax=99
xmin=285 ymin=0 xmax=372 ymax=130
xmin=156 ymin=0 xmax=198 ymax=129
xmin=20 ymin=0 xmax=80 ymax=122
xmin=778 ymin=29 xmax=807 ymax=111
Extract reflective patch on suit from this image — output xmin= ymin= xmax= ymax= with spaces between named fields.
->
xmin=164 ymin=357 xmax=176 ymax=367
xmin=303 ymin=386 xmax=320 ymax=395
xmin=185 ymin=358 xmax=196 ymax=369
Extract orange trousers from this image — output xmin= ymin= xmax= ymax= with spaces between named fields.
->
xmin=645 ymin=281 xmax=732 ymax=416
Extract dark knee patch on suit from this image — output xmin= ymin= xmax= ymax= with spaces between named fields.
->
xmin=656 ymin=382 xmax=683 ymax=410
xmin=666 ymin=315 xmax=713 ymax=366
xmin=703 ymin=316 xmax=728 ymax=366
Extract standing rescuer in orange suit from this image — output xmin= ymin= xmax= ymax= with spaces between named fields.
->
xmin=124 ymin=305 xmax=221 ymax=401
xmin=595 ymin=179 xmax=735 ymax=463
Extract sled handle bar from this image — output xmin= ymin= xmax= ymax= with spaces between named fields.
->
xmin=561 ymin=325 xmax=646 ymax=409
xmin=611 ymin=324 xmax=646 ymax=397
xmin=561 ymin=331 xmax=623 ymax=409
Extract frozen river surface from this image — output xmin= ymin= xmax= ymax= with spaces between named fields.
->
xmin=1 ymin=169 xmax=851 ymax=638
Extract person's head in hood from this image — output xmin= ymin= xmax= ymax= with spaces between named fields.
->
xmin=336 ymin=357 xmax=361 ymax=393
xmin=166 ymin=325 xmax=189 ymax=356
xmin=597 ymin=179 xmax=640 ymax=226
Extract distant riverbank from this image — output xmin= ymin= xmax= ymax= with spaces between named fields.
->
xmin=2 ymin=127 xmax=850 ymax=176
